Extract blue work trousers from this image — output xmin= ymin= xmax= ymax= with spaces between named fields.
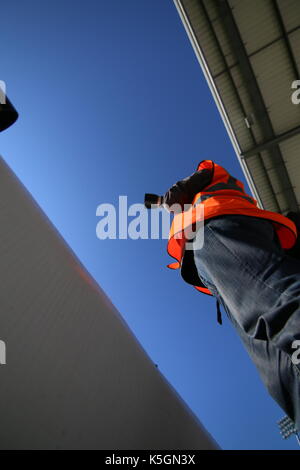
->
xmin=192 ymin=215 xmax=300 ymax=428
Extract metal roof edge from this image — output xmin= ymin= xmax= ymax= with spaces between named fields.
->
xmin=173 ymin=0 xmax=263 ymax=208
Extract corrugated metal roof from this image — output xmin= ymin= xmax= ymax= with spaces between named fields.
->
xmin=174 ymin=0 xmax=300 ymax=215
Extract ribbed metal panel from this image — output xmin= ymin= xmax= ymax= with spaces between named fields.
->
xmin=174 ymin=0 xmax=300 ymax=214
xmin=278 ymin=0 xmax=300 ymax=31
xmin=249 ymin=41 xmax=299 ymax=135
xmin=208 ymin=12 xmax=236 ymax=68
xmin=280 ymin=134 xmax=300 ymax=206
xmin=262 ymin=150 xmax=291 ymax=213
xmin=229 ymin=66 xmax=265 ymax=146
xmin=201 ymin=0 xmax=219 ymax=21
xmin=289 ymin=29 xmax=300 ymax=72
xmin=246 ymin=155 xmax=279 ymax=212
xmin=183 ymin=0 xmax=226 ymax=76
xmin=0 ymin=156 xmax=218 ymax=450
xmin=214 ymin=72 xmax=253 ymax=149
xmin=229 ymin=0 xmax=280 ymax=55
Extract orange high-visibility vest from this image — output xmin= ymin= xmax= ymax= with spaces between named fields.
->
xmin=167 ymin=160 xmax=297 ymax=296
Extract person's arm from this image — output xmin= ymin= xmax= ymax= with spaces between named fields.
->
xmin=162 ymin=169 xmax=212 ymax=213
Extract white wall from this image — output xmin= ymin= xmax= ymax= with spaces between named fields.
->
xmin=0 ymin=156 xmax=217 ymax=450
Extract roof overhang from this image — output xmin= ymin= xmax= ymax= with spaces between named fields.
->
xmin=174 ymin=0 xmax=300 ymax=214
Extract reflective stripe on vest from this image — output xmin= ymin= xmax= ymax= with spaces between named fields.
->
xmin=166 ymin=160 xmax=298 ymax=296
xmin=194 ymin=176 xmax=256 ymax=206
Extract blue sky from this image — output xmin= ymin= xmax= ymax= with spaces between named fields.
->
xmin=1 ymin=0 xmax=298 ymax=450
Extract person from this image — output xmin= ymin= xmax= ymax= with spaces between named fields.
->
xmin=285 ymin=211 xmax=300 ymax=260
xmin=155 ymin=159 xmax=300 ymax=430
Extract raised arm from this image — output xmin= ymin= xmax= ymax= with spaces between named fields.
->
xmin=162 ymin=169 xmax=213 ymax=213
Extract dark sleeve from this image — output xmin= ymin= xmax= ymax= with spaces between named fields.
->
xmin=162 ymin=169 xmax=212 ymax=213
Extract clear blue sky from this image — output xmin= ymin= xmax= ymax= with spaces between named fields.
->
xmin=0 ymin=0 xmax=298 ymax=450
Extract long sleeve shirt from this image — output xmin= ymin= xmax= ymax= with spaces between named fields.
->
xmin=161 ymin=168 xmax=213 ymax=213
xmin=160 ymin=168 xmax=213 ymax=289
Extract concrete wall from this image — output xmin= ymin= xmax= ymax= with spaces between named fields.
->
xmin=0 ymin=156 xmax=218 ymax=449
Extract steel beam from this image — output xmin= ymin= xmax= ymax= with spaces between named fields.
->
xmin=242 ymin=125 xmax=300 ymax=158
